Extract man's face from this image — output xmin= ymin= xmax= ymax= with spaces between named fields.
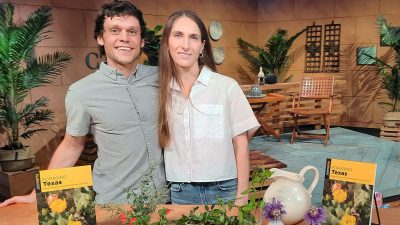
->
xmin=97 ymin=15 xmax=144 ymax=70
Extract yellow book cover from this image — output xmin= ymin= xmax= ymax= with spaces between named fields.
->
xmin=35 ymin=165 xmax=96 ymax=225
xmin=322 ymin=158 xmax=377 ymax=225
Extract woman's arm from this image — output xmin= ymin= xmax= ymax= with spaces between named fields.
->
xmin=233 ymin=132 xmax=250 ymax=206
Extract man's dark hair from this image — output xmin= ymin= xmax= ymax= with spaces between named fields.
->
xmin=94 ymin=0 xmax=146 ymax=56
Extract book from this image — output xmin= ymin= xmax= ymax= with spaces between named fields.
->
xmin=322 ymin=158 xmax=377 ymax=225
xmin=35 ymin=165 xmax=96 ymax=225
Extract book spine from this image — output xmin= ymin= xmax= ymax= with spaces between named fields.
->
xmin=325 ymin=158 xmax=331 ymax=179
xmin=35 ymin=172 xmax=41 ymax=193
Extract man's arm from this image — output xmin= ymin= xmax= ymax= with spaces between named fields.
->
xmin=233 ymin=132 xmax=250 ymax=206
xmin=0 ymin=134 xmax=86 ymax=207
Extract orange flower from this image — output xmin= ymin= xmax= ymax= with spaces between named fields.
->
xmin=340 ymin=214 xmax=356 ymax=225
xmin=67 ymin=221 xmax=82 ymax=225
xmin=49 ymin=198 xmax=67 ymax=213
xmin=332 ymin=189 xmax=347 ymax=203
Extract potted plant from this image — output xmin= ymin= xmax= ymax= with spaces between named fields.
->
xmin=363 ymin=16 xmax=400 ymax=127
xmin=237 ymin=28 xmax=306 ymax=84
xmin=0 ymin=3 xmax=71 ymax=172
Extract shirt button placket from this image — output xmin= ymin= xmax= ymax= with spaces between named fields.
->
xmin=183 ymin=104 xmax=191 ymax=180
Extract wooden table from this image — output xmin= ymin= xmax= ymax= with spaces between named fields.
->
xmin=247 ymin=93 xmax=285 ymax=141
xmin=0 ymin=203 xmax=398 ymax=225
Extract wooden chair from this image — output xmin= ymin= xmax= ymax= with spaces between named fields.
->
xmin=290 ymin=76 xmax=335 ymax=146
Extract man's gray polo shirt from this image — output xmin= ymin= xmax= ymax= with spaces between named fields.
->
xmin=65 ymin=62 xmax=166 ymax=203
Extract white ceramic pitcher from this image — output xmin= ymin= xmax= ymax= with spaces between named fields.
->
xmin=263 ymin=166 xmax=319 ymax=225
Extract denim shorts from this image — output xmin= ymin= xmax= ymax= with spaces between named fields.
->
xmin=169 ymin=178 xmax=237 ymax=205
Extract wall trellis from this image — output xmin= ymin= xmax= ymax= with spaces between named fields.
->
xmin=322 ymin=21 xmax=341 ymax=72
xmin=305 ymin=23 xmax=322 ymax=73
xmin=304 ymin=21 xmax=341 ymax=73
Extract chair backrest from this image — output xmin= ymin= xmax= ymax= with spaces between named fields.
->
xmin=299 ymin=76 xmax=334 ymax=99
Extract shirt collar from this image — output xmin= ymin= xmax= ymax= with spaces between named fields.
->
xmin=99 ymin=62 xmax=139 ymax=80
xmin=169 ymin=66 xmax=213 ymax=91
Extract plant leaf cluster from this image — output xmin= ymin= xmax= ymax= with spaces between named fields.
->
xmin=103 ymin=163 xmax=272 ymax=225
xmin=237 ymin=28 xmax=306 ymax=83
xmin=0 ymin=3 xmax=71 ymax=149
xmin=143 ymin=25 xmax=163 ymax=66
xmin=361 ymin=16 xmax=400 ymax=112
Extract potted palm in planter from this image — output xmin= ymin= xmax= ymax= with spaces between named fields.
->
xmin=363 ymin=16 xmax=400 ymax=127
xmin=0 ymin=3 xmax=71 ymax=172
xmin=237 ymin=28 xmax=306 ymax=84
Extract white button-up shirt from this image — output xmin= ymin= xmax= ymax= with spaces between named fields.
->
xmin=164 ymin=67 xmax=260 ymax=182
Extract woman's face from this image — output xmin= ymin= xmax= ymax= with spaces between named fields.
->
xmin=168 ymin=16 xmax=204 ymax=71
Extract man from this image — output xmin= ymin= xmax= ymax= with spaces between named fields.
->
xmin=0 ymin=0 xmax=165 ymax=205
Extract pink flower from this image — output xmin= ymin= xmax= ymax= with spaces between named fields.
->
xmin=129 ymin=217 xmax=136 ymax=225
xmin=46 ymin=193 xmax=59 ymax=206
xmin=166 ymin=209 xmax=172 ymax=214
xmin=119 ymin=214 xmax=127 ymax=223
xmin=331 ymin=183 xmax=342 ymax=192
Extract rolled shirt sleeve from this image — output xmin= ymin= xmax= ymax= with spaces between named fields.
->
xmin=65 ymin=86 xmax=91 ymax=137
xmin=227 ymin=82 xmax=260 ymax=138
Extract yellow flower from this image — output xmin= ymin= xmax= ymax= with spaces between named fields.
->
xmin=49 ymin=198 xmax=67 ymax=213
xmin=332 ymin=189 xmax=347 ymax=203
xmin=68 ymin=221 xmax=82 ymax=225
xmin=340 ymin=214 xmax=356 ymax=225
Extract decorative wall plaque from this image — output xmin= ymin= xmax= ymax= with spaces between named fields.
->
xmin=357 ymin=47 xmax=376 ymax=65
xmin=322 ymin=21 xmax=341 ymax=72
xmin=212 ymin=47 xmax=225 ymax=65
xmin=209 ymin=21 xmax=223 ymax=41
xmin=305 ymin=22 xmax=322 ymax=73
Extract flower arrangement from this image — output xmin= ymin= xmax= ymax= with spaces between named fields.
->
xmin=36 ymin=187 xmax=96 ymax=225
xmin=322 ymin=180 xmax=373 ymax=225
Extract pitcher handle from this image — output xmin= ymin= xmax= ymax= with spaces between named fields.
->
xmin=299 ymin=166 xmax=319 ymax=195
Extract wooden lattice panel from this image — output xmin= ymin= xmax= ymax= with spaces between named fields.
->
xmin=322 ymin=22 xmax=341 ymax=72
xmin=305 ymin=23 xmax=322 ymax=73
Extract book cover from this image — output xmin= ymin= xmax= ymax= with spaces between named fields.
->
xmin=322 ymin=158 xmax=377 ymax=225
xmin=35 ymin=165 xmax=96 ymax=225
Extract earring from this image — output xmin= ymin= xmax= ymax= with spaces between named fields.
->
xmin=199 ymin=52 xmax=204 ymax=59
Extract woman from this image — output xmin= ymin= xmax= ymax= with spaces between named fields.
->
xmin=158 ymin=10 xmax=259 ymax=206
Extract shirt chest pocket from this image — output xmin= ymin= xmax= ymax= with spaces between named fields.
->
xmin=193 ymin=104 xmax=224 ymax=139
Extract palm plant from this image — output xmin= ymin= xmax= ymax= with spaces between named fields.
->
xmin=0 ymin=3 xmax=71 ymax=150
xmin=237 ymin=28 xmax=306 ymax=83
xmin=363 ymin=16 xmax=400 ymax=112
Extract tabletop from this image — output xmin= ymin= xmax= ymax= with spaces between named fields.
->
xmin=246 ymin=93 xmax=285 ymax=104
xmin=0 ymin=203 xmax=398 ymax=225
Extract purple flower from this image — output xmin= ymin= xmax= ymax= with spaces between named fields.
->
xmin=263 ymin=198 xmax=287 ymax=221
xmin=304 ymin=206 xmax=326 ymax=225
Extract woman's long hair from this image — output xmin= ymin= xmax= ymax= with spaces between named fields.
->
xmin=158 ymin=10 xmax=216 ymax=148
